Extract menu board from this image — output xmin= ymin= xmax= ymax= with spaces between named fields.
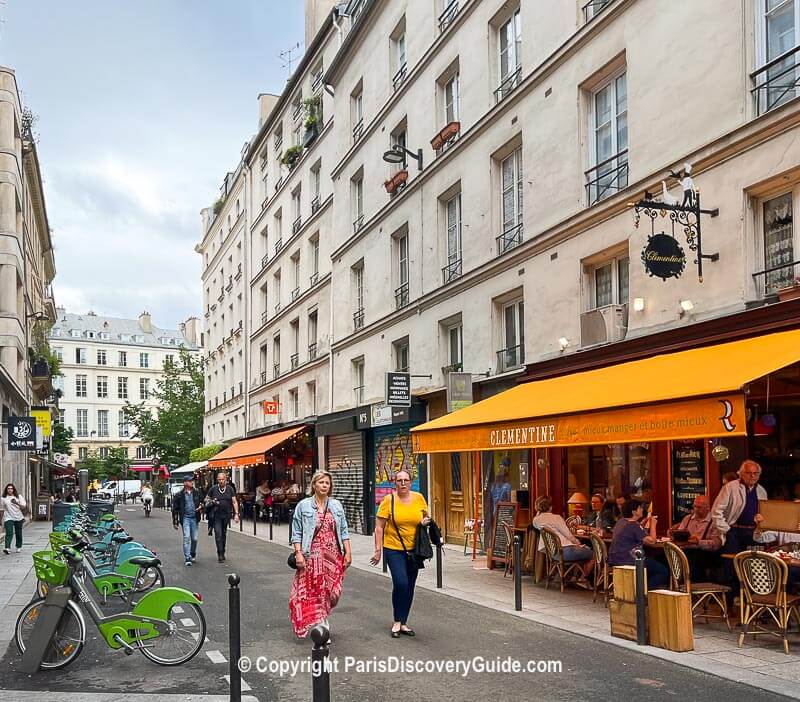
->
xmin=671 ymin=439 xmax=707 ymax=522
xmin=490 ymin=502 xmax=518 ymax=566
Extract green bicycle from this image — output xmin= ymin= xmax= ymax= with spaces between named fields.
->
xmin=16 ymin=547 xmax=205 ymax=669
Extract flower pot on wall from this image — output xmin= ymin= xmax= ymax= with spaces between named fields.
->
xmin=777 ymin=284 xmax=800 ymax=302
xmin=384 ymin=169 xmax=409 ymax=194
xmin=431 ymin=121 xmax=461 ymax=151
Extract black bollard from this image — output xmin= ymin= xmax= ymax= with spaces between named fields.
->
xmin=239 ymin=509 xmax=243 ymax=531
xmin=436 ymin=544 xmax=443 ymax=588
xmin=228 ymin=573 xmax=242 ymax=702
xmin=309 ymin=625 xmax=331 ymax=702
xmin=253 ymin=505 xmax=258 ymax=536
xmin=513 ymin=534 xmax=522 ymax=611
xmin=633 ymin=547 xmax=647 ymax=645
xmin=269 ymin=506 xmax=273 ymax=541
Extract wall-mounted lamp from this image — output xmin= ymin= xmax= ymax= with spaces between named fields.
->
xmin=558 ymin=337 xmax=570 ymax=351
xmin=382 ymin=144 xmax=424 ymax=172
xmin=679 ymin=299 xmax=694 ymax=318
xmin=632 ymin=297 xmax=645 ymax=312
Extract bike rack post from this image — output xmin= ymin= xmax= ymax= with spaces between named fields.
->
xmin=436 ymin=544 xmax=443 ymax=589
xmin=634 ymin=547 xmax=647 ymax=645
xmin=513 ymin=534 xmax=522 ymax=612
xmin=78 ymin=469 xmax=89 ymax=506
xmin=20 ymin=587 xmax=72 ymax=673
xmin=269 ymin=506 xmax=273 ymax=541
xmin=228 ymin=573 xmax=242 ymax=702
xmin=309 ymin=624 xmax=331 ymax=702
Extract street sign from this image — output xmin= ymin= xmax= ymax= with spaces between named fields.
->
xmin=447 ymin=372 xmax=473 ymax=413
xmin=386 ymin=372 xmax=411 ymax=408
xmin=371 ymin=403 xmax=392 ymax=427
xmin=8 ymin=416 xmax=36 ymax=450
xmin=53 ymin=452 xmax=69 ymax=467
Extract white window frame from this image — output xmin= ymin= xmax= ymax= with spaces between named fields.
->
xmin=398 ymin=234 xmax=409 ymax=289
xmin=353 ymin=264 xmax=364 ymax=312
xmin=140 ymin=377 xmax=150 ymax=400
xmin=498 ymin=9 xmax=522 ymax=83
xmin=76 ymin=409 xmax=88 ymax=437
xmin=448 ymin=324 xmax=463 ymax=367
xmin=588 ymin=70 xmax=628 ymax=204
xmin=502 ymin=299 xmax=525 ymax=356
xmin=395 ymin=340 xmax=410 ymax=373
xmin=97 ymin=410 xmax=109 ymax=438
xmin=589 ymin=255 xmax=630 ymax=310
xmin=75 ymin=374 xmax=87 ymax=398
xmin=118 ymin=351 xmax=127 ymax=367
xmin=139 ymin=352 xmax=149 ymax=368
xmin=444 ymin=72 xmax=460 ymax=124
xmin=97 ymin=376 xmax=108 ymax=399
xmin=97 ymin=349 xmax=106 ymax=365
xmin=76 ymin=347 xmax=87 ymax=364
xmin=118 ymin=376 xmax=128 ymax=400
xmin=446 ymin=194 xmax=462 ymax=266
xmin=759 ymin=188 xmax=799 ymax=294
xmin=500 ymin=146 xmax=524 ymax=236
xmin=118 ymin=410 xmax=129 ymax=438
xmin=755 ymin=0 xmax=800 ymax=113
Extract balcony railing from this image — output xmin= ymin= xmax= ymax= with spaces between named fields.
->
xmin=291 ymin=286 xmax=300 ymax=301
xmin=275 ymin=301 xmax=282 ymax=315
xmin=260 ymin=370 xmax=267 ymax=385
xmin=275 ymin=237 xmax=283 ymax=254
xmin=292 ymin=216 xmax=302 ymax=234
xmin=311 ymin=71 xmax=324 ymax=94
xmin=496 ymin=222 xmax=524 ymax=255
xmin=292 ymin=101 xmax=303 ymax=122
xmin=352 ymin=118 xmax=364 ymax=142
xmin=239 ymin=381 xmax=243 ymax=395
xmin=353 ymin=307 xmax=365 ymax=331
xmin=353 ymin=214 xmax=365 ymax=233
xmin=442 ymin=258 xmax=462 ymax=284
xmin=392 ymin=63 xmax=408 ymax=91
xmin=353 ymin=385 xmax=365 ymax=405
xmin=310 ymin=272 xmax=319 ymax=286
xmin=230 ymin=386 xmax=234 ymax=399
xmin=438 ymin=0 xmax=459 ymax=32
xmin=261 ymin=310 xmax=268 ymax=326
xmin=235 ymin=263 xmax=242 ymax=280
xmin=311 ymin=196 xmax=321 ymax=214
xmin=273 ymin=363 xmax=281 ymax=379
xmin=494 ymin=65 xmax=522 ymax=103
xmin=274 ymin=133 xmax=283 ymax=151
xmin=752 ymin=259 xmax=800 ymax=295
xmin=290 ymin=353 xmax=299 ymax=370
xmin=261 ymin=253 xmax=269 ymax=269
xmin=308 ymin=342 xmax=318 ymax=361
xmin=496 ymin=344 xmax=525 ymax=373
xmin=394 ymin=282 xmax=409 ymax=309
xmin=275 ymin=175 xmax=284 ymax=192
xmin=751 ymin=44 xmax=800 ymax=117
xmin=581 ymin=0 xmax=610 ymax=23
xmin=585 ymin=149 xmax=628 ymax=206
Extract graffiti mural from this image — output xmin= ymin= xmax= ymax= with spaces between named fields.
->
xmin=373 ymin=427 xmax=422 ymax=506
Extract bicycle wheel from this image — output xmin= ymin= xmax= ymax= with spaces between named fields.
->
xmin=15 ymin=598 xmax=85 ymax=669
xmin=138 ymin=601 xmax=205 ymax=665
xmin=134 ymin=565 xmax=164 ymax=592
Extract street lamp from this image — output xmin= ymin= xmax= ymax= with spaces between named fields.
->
xmin=382 ymin=144 xmax=423 ymax=172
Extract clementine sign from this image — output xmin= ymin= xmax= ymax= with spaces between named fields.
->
xmin=411 ymin=394 xmax=746 ymax=453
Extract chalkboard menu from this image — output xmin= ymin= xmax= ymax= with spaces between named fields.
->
xmin=490 ymin=501 xmax=518 ymax=565
xmin=671 ymin=439 xmax=707 ymax=522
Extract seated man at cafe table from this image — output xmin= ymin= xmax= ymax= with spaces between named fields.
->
xmin=286 ymin=480 xmax=302 ymax=500
xmin=670 ymin=495 xmax=722 ymax=582
xmin=532 ymin=495 xmax=594 ymax=585
xmin=585 ymin=493 xmax=613 ymax=531
xmin=608 ymin=499 xmax=670 ymax=589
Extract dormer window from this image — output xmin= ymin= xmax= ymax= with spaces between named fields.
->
xmin=70 ymin=329 xmax=80 ymax=338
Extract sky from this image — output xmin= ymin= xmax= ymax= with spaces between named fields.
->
xmin=1 ymin=0 xmax=304 ymax=330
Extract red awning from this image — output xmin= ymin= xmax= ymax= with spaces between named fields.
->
xmin=208 ymin=426 xmax=307 ymax=469
xmin=131 ymin=465 xmax=153 ymax=473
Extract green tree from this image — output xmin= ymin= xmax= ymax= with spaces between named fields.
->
xmin=51 ymin=423 xmax=73 ymax=455
xmin=124 ymin=348 xmax=204 ymax=468
xmin=77 ymin=450 xmax=108 ymax=483
xmin=104 ymin=446 xmax=132 ymax=478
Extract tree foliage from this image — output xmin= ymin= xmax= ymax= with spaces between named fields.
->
xmin=189 ymin=444 xmax=226 ymax=462
xmin=124 ymin=348 xmax=204 ymax=468
xmin=51 ymin=423 xmax=73 ymax=455
xmin=77 ymin=447 xmax=133 ymax=482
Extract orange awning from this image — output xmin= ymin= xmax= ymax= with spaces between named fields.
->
xmin=208 ymin=426 xmax=307 ymax=469
xmin=411 ymin=328 xmax=800 ymax=453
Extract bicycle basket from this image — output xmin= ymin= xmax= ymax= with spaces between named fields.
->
xmin=49 ymin=532 xmax=72 ymax=550
xmin=33 ymin=550 xmax=69 ymax=586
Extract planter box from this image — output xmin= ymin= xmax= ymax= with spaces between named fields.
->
xmin=777 ymin=284 xmax=800 ymax=302
xmin=430 ymin=121 xmax=461 ymax=151
xmin=384 ymin=169 xmax=409 ymax=194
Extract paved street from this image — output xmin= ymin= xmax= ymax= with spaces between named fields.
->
xmin=0 ymin=508 xmax=794 ymax=701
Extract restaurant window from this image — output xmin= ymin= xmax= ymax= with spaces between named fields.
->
xmin=760 ymin=191 xmax=796 ymax=293
xmin=587 ymin=70 xmax=628 ymax=206
xmin=566 ymin=444 xmax=652 ymax=505
xmin=590 ymin=255 xmax=629 ymax=309
xmin=755 ymin=0 xmax=800 ymax=115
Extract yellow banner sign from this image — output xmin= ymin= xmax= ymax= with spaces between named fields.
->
xmin=411 ymin=394 xmax=746 ymax=454
xmin=31 ymin=408 xmax=52 ymax=438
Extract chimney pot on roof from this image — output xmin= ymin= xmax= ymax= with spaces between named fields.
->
xmin=139 ymin=311 xmax=152 ymax=333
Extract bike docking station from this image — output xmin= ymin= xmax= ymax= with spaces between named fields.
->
xmin=20 ymin=586 xmax=72 ymax=674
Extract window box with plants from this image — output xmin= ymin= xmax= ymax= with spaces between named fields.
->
xmin=430 ymin=121 xmax=460 ymax=151
xmin=384 ymin=169 xmax=409 ymax=194
xmin=302 ymin=95 xmax=322 ymax=147
xmin=280 ymin=145 xmax=304 ymax=171
xmin=777 ymin=277 xmax=800 ymax=302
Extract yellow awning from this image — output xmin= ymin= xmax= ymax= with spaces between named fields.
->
xmin=411 ymin=329 xmax=800 ymax=453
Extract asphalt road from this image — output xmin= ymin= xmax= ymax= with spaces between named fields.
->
xmin=0 ymin=507 xmax=792 ymax=701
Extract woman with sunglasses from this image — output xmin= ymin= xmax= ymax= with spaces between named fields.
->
xmin=371 ymin=469 xmax=429 ymax=638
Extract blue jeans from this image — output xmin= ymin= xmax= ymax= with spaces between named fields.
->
xmin=384 ymin=548 xmax=419 ymax=625
xmin=182 ymin=517 xmax=198 ymax=561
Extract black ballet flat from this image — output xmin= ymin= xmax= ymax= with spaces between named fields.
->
xmin=399 ymin=628 xmax=415 ymax=636
xmin=390 ymin=630 xmax=400 ymax=638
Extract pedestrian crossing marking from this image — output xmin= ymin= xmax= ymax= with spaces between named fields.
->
xmin=180 ymin=617 xmax=196 ymax=627
xmin=206 ymin=649 xmax=226 ymax=664
xmin=224 ymin=675 xmax=251 ymax=691
xmin=191 ymin=632 xmax=211 ymax=642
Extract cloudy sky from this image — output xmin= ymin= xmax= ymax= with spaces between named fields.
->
xmin=1 ymin=0 xmax=303 ymax=329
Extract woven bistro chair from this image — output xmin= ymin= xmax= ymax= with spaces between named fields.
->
xmin=590 ymin=532 xmax=612 ymax=606
xmin=540 ymin=526 xmax=584 ymax=593
xmin=663 ymin=541 xmax=731 ymax=630
xmin=565 ymin=515 xmax=581 ymax=530
xmin=734 ymin=551 xmax=800 ymax=654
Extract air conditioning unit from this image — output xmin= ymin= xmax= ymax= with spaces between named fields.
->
xmin=580 ymin=304 xmax=628 ymax=347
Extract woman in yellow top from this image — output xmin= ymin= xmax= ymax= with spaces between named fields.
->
xmin=371 ymin=469 xmax=429 ymax=638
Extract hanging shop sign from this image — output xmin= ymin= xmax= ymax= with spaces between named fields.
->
xmin=641 ymin=233 xmax=686 ymax=280
xmin=447 ymin=372 xmax=473 ymax=413
xmin=671 ymin=439 xmax=707 ymax=522
xmin=30 ymin=407 xmax=52 ymax=437
xmin=386 ymin=372 xmax=411 ymax=408
xmin=262 ymin=400 xmax=281 ymax=415
xmin=7 ymin=416 xmax=36 ymax=450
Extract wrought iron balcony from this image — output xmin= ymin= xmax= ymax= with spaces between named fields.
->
xmin=353 ymin=385 xmax=365 ymax=405
xmin=438 ymin=0 xmax=459 ymax=32
xmin=394 ymin=282 xmax=409 ymax=309
xmin=442 ymin=258 xmax=462 ymax=284
xmin=291 ymin=287 xmax=300 ymax=301
xmin=494 ymin=66 xmax=522 ymax=103
xmin=275 ymin=175 xmax=284 ymax=192
xmin=239 ymin=381 xmax=243 ymax=395
xmin=260 ymin=370 xmax=267 ymax=385
xmin=311 ymin=196 xmax=321 ymax=214
xmin=353 ymin=214 xmax=365 ymax=233
xmin=235 ymin=263 xmax=242 ymax=280
xmin=392 ymin=63 xmax=408 ymax=91
xmin=273 ymin=363 xmax=281 ymax=379
xmin=308 ymin=342 xmax=318 ymax=361
xmin=274 ymin=133 xmax=283 ymax=151
xmin=353 ymin=308 xmax=365 ymax=331
xmin=581 ymin=0 xmax=610 ymax=24
xmin=261 ymin=310 xmax=268 ymax=326
xmin=311 ymin=71 xmax=324 ymax=94
xmin=275 ymin=237 xmax=283 ymax=254
xmin=496 ymin=222 xmax=524 ymax=255
xmin=352 ymin=118 xmax=364 ymax=142
xmin=292 ymin=216 xmax=302 ymax=234
xmin=496 ymin=344 xmax=525 ymax=373
xmin=310 ymin=272 xmax=319 ymax=286
xmin=226 ymin=277 xmax=233 ymax=292
xmin=290 ymin=353 xmax=299 ymax=370
xmin=230 ymin=386 xmax=234 ymax=399
xmin=261 ymin=253 xmax=269 ymax=269
xmin=751 ymin=44 xmax=800 ymax=117
xmin=585 ymin=149 xmax=628 ymax=206
xmin=275 ymin=301 xmax=282 ymax=315
xmin=752 ymin=259 xmax=800 ymax=295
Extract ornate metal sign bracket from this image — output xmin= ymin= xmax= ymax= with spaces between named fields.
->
xmin=631 ymin=164 xmax=720 ymax=282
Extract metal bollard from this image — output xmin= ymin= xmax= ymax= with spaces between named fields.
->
xmin=309 ymin=624 xmax=331 ymax=702
xmin=436 ymin=544 xmax=443 ymax=588
xmin=228 ymin=573 xmax=242 ymax=702
xmin=239 ymin=509 xmax=243 ymax=531
xmin=513 ymin=534 xmax=522 ymax=611
xmin=269 ymin=507 xmax=273 ymax=541
xmin=633 ymin=547 xmax=647 ymax=646
xmin=253 ymin=505 xmax=258 ymax=536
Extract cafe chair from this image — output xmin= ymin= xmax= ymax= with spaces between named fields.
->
xmin=565 ymin=516 xmax=581 ymax=530
xmin=663 ymin=541 xmax=731 ymax=630
xmin=590 ymin=532 xmax=612 ymax=606
xmin=463 ymin=518 xmax=484 ymax=556
xmin=734 ymin=551 xmax=800 ymax=654
xmin=540 ymin=526 xmax=584 ymax=593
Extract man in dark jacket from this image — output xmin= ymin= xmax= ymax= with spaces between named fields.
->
xmin=172 ymin=476 xmax=203 ymax=566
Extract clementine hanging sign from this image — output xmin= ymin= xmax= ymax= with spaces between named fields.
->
xmin=411 ymin=394 xmax=746 ymax=454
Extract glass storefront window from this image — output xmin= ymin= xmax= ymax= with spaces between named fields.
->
xmin=567 ymin=443 xmax=652 ymax=504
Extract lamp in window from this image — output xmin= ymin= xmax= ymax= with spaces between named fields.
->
xmin=567 ymin=491 xmax=589 ymax=518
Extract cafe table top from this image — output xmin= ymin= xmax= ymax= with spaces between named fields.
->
xmin=722 ymin=551 xmax=800 ymax=567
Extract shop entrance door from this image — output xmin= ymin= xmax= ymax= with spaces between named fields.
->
xmin=432 ymin=452 xmax=476 ymax=547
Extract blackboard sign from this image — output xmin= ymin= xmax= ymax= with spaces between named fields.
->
xmin=641 ymin=233 xmax=686 ymax=280
xmin=671 ymin=439 xmax=707 ymax=522
xmin=490 ymin=501 xmax=518 ymax=565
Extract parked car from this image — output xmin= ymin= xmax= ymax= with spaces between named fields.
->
xmin=96 ymin=479 xmax=142 ymax=500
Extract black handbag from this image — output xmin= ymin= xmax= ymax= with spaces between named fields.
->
xmin=288 ymin=501 xmax=328 ymax=569
xmin=390 ymin=495 xmax=429 ymax=571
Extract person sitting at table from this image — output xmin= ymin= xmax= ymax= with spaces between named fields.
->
xmin=670 ymin=496 xmax=722 ymax=551
xmin=271 ymin=480 xmax=287 ymax=503
xmin=611 ymin=494 xmax=628 ymax=524
xmin=637 ymin=488 xmax=654 ymax=523
xmin=585 ymin=494 xmax=613 ymax=531
xmin=286 ymin=481 xmax=302 ymax=500
xmin=531 ymin=495 xmax=594 ymax=584
xmin=608 ymin=499 xmax=669 ymax=589
xmin=753 ymin=512 xmax=800 ymax=550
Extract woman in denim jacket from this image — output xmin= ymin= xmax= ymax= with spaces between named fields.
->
xmin=289 ymin=471 xmax=352 ymax=639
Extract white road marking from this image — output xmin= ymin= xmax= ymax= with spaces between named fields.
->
xmin=190 ymin=633 xmax=212 ymax=642
xmin=125 ymin=509 xmax=136 ymax=512
xmin=206 ymin=649 xmax=227 ymax=664
xmin=224 ymin=675 xmax=251 ymax=691
xmin=180 ymin=617 xmax=196 ymax=627
xmin=173 ymin=606 xmax=184 ymax=614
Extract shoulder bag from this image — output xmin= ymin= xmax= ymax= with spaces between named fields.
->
xmin=390 ymin=494 xmax=429 ymax=571
xmin=288 ymin=500 xmax=329 ymax=569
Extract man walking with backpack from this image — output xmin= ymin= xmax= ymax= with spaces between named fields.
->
xmin=172 ymin=476 xmax=203 ymax=566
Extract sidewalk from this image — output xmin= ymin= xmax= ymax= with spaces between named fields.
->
xmin=233 ymin=512 xmax=800 ymax=699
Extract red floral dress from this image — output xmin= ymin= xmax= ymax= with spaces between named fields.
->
xmin=289 ymin=508 xmax=345 ymax=637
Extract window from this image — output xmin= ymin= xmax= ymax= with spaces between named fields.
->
xmin=118 ymin=351 xmax=127 ymax=367
xmin=352 ymin=173 xmax=364 ymax=230
xmin=394 ymin=338 xmax=410 ymax=373
xmin=762 ymin=191 xmax=796 ymax=292
xmin=292 ymin=253 xmax=301 ymax=299
xmin=139 ymin=352 xmax=149 ymax=368
xmin=308 ymin=310 xmax=318 ymax=354
xmin=58 ymin=409 xmax=65 ymax=425
xmin=499 ymin=299 xmax=525 ymax=372
xmin=352 ymin=357 xmax=365 ymax=404
xmin=133 ymin=334 xmax=144 ymax=343
xmin=76 ymin=409 xmax=88 ymax=437
xmin=136 ymin=446 xmax=149 ymax=460
xmin=587 ymin=71 xmax=628 ymax=205
xmin=590 ymin=255 xmax=629 ymax=308
xmin=290 ymin=319 xmax=300 ymax=369
xmin=97 ymin=375 xmax=108 ymax=398
xmin=310 ymin=236 xmax=320 ymax=283
xmin=274 ymin=270 xmax=282 ymax=312
xmin=292 ymin=187 xmax=302 ymax=232
xmin=499 ymin=146 xmax=524 ymax=253
xmin=292 ymin=93 xmax=304 ymax=146
xmin=311 ymin=165 xmax=322 ymax=211
xmin=118 ymin=376 xmax=128 ymax=400
xmin=99 ymin=331 xmax=110 ymax=340
xmin=448 ymin=324 xmax=463 ymax=369
xmin=99 ymin=446 xmax=109 ymax=459
xmin=97 ymin=410 xmax=109 ymax=438
xmin=351 ymin=83 xmax=364 ymax=141
xmin=53 ymin=347 xmax=63 ymax=362
xmin=352 ymin=262 xmax=365 ymax=329
xmin=97 ymin=349 xmax=107 ymax=365
xmin=395 ymin=233 xmax=409 ymax=308
xmin=288 ymin=388 xmax=299 ymax=419
xmin=75 ymin=374 xmax=87 ymax=398
xmin=70 ymin=329 xmax=80 ymax=338
xmin=755 ymin=0 xmax=800 ymax=114
xmin=140 ymin=377 xmax=150 ymax=400
xmin=444 ymin=71 xmax=460 ymax=124
xmin=583 ymin=0 xmax=611 ymax=22
xmin=119 ymin=410 xmax=129 ymax=438
xmin=307 ymin=381 xmax=317 ymax=416
xmin=78 ymin=447 xmax=88 ymax=460
xmin=392 ymin=21 xmax=407 ymax=90
xmin=273 ymin=334 xmax=281 ymax=377
xmin=444 ymin=194 xmax=462 ymax=282
xmin=496 ymin=9 xmax=522 ymax=101
xmin=76 ymin=347 xmax=87 ymax=364
xmin=165 ymin=353 xmax=174 ymax=366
